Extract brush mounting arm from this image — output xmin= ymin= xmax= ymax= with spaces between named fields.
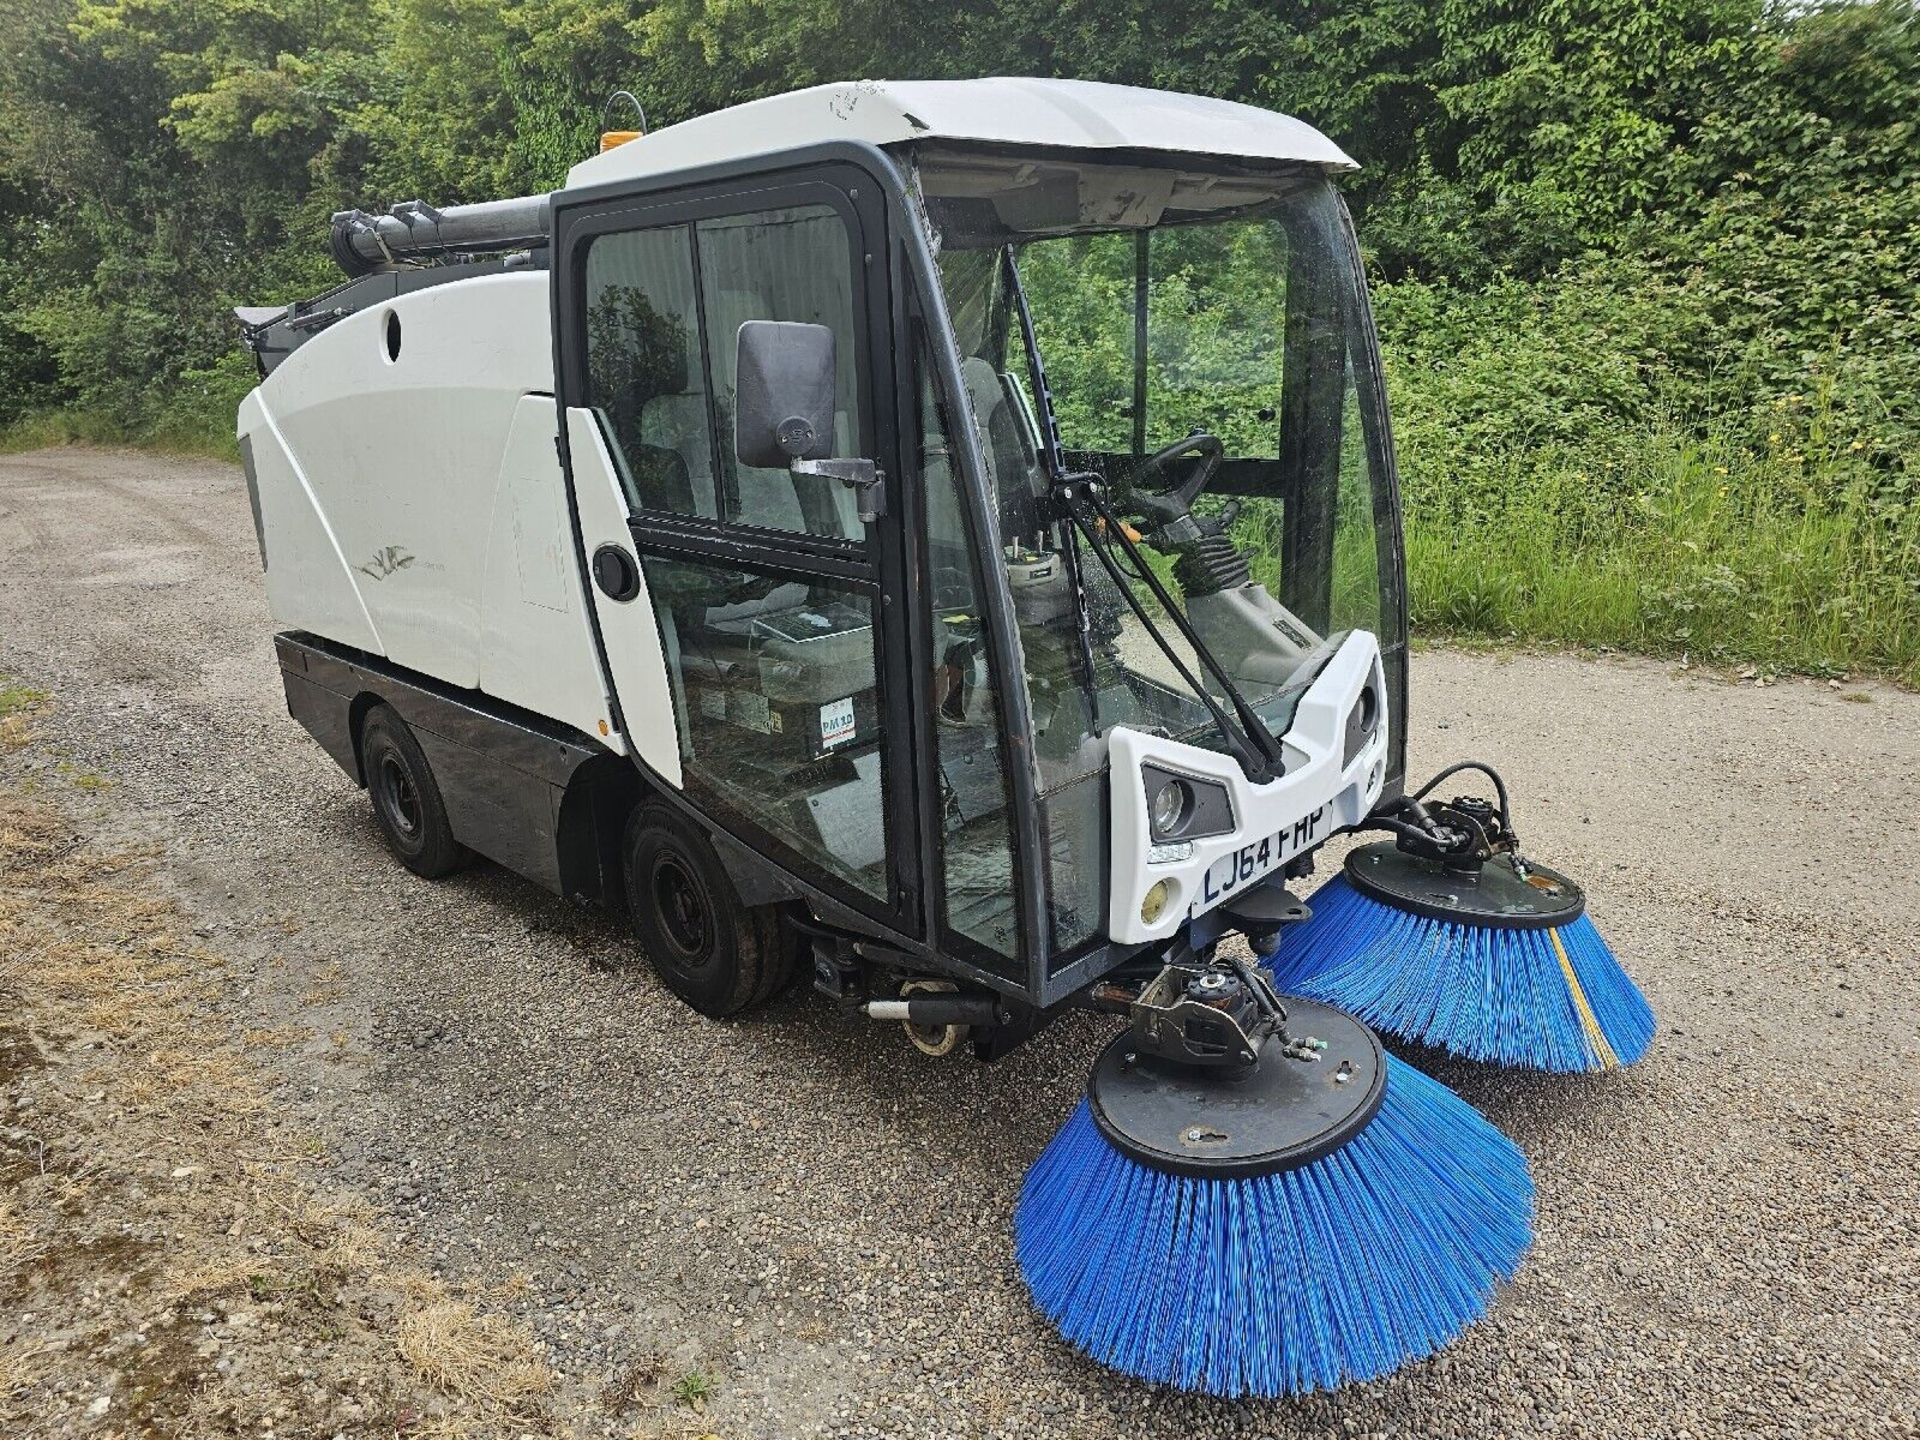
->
xmin=1364 ymin=760 xmax=1518 ymax=871
xmin=1122 ymin=956 xmax=1298 ymax=1069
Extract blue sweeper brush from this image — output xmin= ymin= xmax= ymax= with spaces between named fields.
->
xmin=1015 ymin=970 xmax=1534 ymax=1397
xmin=1266 ymin=765 xmax=1654 ymax=1072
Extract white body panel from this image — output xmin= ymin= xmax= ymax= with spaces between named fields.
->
xmin=239 ymin=387 xmax=385 ymax=656
xmin=246 ymin=271 xmax=551 ymax=684
xmin=476 ymin=396 xmax=623 ymax=750
xmin=242 ymin=272 xmax=633 ymax=756
xmin=564 ymin=407 xmax=683 ymax=786
xmin=568 ymin=78 xmax=1356 ymax=192
xmin=1106 ymin=631 xmax=1390 ymax=945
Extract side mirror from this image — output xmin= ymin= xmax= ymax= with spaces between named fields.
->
xmin=734 ymin=319 xmax=835 ymax=466
xmin=732 ymin=319 xmax=887 ymax=522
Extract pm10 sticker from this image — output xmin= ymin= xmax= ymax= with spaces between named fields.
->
xmin=1197 ymin=803 xmax=1329 ymax=911
xmin=819 ymin=696 xmax=857 ymax=749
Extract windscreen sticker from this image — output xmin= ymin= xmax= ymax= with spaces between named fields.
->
xmin=729 ymin=690 xmax=772 ymax=735
xmin=820 ymin=696 xmax=856 ymax=749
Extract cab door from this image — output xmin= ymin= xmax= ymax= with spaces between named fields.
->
xmin=553 ymin=164 xmax=921 ymax=935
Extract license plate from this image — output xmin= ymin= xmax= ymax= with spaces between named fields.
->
xmin=1194 ymin=804 xmax=1329 ymax=915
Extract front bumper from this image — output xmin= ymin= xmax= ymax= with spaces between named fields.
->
xmin=1104 ymin=630 xmax=1389 ymax=946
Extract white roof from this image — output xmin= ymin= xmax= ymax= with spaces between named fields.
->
xmin=565 ymin=78 xmax=1356 ymax=191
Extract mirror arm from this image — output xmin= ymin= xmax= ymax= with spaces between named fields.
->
xmin=791 ymin=458 xmax=887 ymax=523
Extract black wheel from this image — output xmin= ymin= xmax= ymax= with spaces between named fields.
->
xmin=622 ymin=803 xmax=796 ymax=1017
xmin=361 ymin=705 xmax=469 ymax=879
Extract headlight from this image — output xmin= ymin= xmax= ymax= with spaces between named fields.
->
xmin=1142 ymin=765 xmax=1234 ymax=841
xmin=1149 ymin=776 xmax=1192 ymax=836
xmin=1344 ymin=680 xmax=1382 ymax=767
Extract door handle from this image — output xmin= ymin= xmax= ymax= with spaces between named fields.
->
xmin=591 ymin=543 xmax=642 ymax=602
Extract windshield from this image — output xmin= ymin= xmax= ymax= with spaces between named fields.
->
xmin=916 ymin=150 xmax=1407 ymax=952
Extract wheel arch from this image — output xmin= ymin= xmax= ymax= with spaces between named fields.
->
xmin=346 ymin=689 xmax=386 ymax=786
xmin=555 ymin=751 xmax=648 ymax=911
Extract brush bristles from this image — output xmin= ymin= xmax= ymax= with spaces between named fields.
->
xmin=1015 ymin=1056 xmax=1533 ymax=1397
xmin=1267 ymin=876 xmax=1656 ymax=1072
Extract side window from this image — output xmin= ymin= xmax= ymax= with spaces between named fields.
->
xmin=583 ymin=225 xmax=716 ymax=516
xmin=917 ymin=338 xmax=1021 ymax=966
xmin=640 ymin=554 xmax=889 ymax=905
xmin=582 ymin=204 xmax=868 ymax=542
xmin=695 ymin=205 xmax=864 ymax=539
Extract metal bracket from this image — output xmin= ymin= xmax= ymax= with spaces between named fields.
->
xmin=791 ymin=458 xmax=887 ymax=522
xmin=282 ymin=307 xmax=352 ymax=335
xmin=1125 ymin=957 xmax=1287 ymax=1068
xmin=390 ymin=199 xmax=445 ymax=228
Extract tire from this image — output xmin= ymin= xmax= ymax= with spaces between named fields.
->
xmin=623 ymin=803 xmax=796 ymax=1017
xmin=360 ymin=704 xmax=470 ymax=879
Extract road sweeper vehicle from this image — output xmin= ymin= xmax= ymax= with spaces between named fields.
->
xmin=236 ymin=78 xmax=1653 ymax=1398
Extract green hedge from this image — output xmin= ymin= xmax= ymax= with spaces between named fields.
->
xmin=3 ymin=0 xmax=1914 ymax=677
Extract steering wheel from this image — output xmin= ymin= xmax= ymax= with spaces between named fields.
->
xmin=1126 ymin=431 xmax=1235 ymax=538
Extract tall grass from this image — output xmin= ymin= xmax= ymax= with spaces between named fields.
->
xmin=0 ymin=355 xmax=249 ymax=461
xmin=0 ymin=408 xmax=240 ymax=461
xmin=5 ymin=394 xmax=1914 ymax=686
xmin=1404 ymin=419 xmax=1920 ymax=683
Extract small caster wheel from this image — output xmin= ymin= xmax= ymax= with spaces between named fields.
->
xmin=901 ymin=978 xmax=968 ymax=1057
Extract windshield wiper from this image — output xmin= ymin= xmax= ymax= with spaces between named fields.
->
xmin=998 ymin=244 xmax=1287 ymax=782
xmin=1000 ymin=244 xmax=1104 ymax=733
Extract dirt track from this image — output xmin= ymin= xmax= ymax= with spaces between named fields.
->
xmin=2 ymin=444 xmax=1917 ymax=1438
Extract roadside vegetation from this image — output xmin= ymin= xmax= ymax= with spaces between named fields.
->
xmin=0 ymin=682 xmax=567 ymax=1436
xmin=1 ymin=0 xmax=1914 ymax=681
xmin=1398 ymin=405 xmax=1920 ymax=682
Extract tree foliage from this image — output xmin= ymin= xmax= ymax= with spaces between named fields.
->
xmin=0 ymin=0 xmax=1913 ymax=556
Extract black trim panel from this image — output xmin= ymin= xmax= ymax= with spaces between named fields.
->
xmin=273 ymin=633 xmax=972 ymax=988
xmin=236 ymin=433 xmax=268 ymax=571
xmin=276 ymin=632 xmax=609 ymax=896
xmin=245 ymin=255 xmax=549 ymax=376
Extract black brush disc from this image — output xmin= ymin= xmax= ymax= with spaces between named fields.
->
xmin=1087 ymin=997 xmax=1386 ymax=1180
xmin=1344 ymin=840 xmax=1585 ymax=930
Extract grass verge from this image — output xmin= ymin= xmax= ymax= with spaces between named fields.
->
xmin=1404 ymin=421 xmax=1919 ymax=684
xmin=8 ymin=400 xmax=1915 ymax=685
xmin=0 ymin=684 xmax=559 ymax=1437
xmin=0 ymin=410 xmax=239 ymax=464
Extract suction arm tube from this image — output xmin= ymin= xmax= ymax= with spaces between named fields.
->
xmin=330 ymin=195 xmax=551 ymax=276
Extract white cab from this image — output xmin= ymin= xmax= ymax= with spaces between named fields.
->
xmin=569 ymin=78 xmax=1356 ymax=191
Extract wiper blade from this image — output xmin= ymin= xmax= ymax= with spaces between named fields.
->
xmin=1067 ymin=483 xmax=1287 ymax=781
xmin=1001 ymin=245 xmax=1102 ymax=729
xmin=999 ymin=242 xmax=1285 ymax=781
xmin=1000 ymin=245 xmax=1069 ymax=479
xmin=1060 ymin=494 xmax=1267 ymax=779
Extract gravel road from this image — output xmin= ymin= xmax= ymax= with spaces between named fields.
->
xmin=2 ymin=444 xmax=1916 ymax=1438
